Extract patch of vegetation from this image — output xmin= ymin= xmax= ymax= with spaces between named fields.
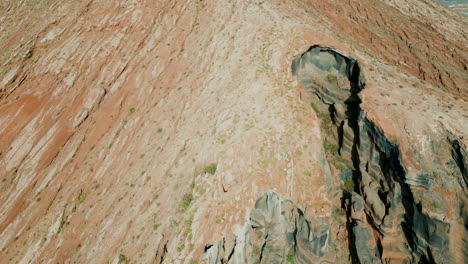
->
xmin=326 ymin=74 xmax=337 ymax=83
xmin=203 ymin=164 xmax=217 ymax=175
xmin=323 ymin=139 xmax=352 ymax=172
xmin=129 ymin=107 xmax=136 ymax=113
xmin=310 ymin=102 xmax=319 ymax=112
xmin=76 ymin=194 xmax=86 ymax=206
xmin=286 ymin=248 xmax=295 ymax=263
xmin=342 ymin=178 xmax=354 ymax=193
xmin=317 ymin=111 xmax=333 ymax=132
xmin=177 ymin=244 xmax=185 ymax=252
xmin=179 ymin=193 xmax=193 ymax=213
xmin=118 ymin=254 xmax=127 ymax=264
xmin=324 ymin=142 xmax=339 ymax=156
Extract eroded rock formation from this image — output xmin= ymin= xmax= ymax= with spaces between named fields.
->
xmin=205 ymin=192 xmax=334 ymax=264
xmin=292 ymin=46 xmax=467 ymax=264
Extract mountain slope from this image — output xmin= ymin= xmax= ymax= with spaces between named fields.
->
xmin=0 ymin=0 xmax=466 ymax=263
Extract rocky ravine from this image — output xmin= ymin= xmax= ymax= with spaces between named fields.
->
xmin=0 ymin=0 xmax=467 ymax=263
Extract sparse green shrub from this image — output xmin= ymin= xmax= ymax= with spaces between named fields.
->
xmin=317 ymin=112 xmax=333 ymax=132
xmin=324 ymin=142 xmax=339 ymax=156
xmin=177 ymin=245 xmax=185 ymax=252
xmin=310 ymin=102 xmax=319 ymax=111
xmin=343 ymin=178 xmax=354 ymax=193
xmin=118 ymin=254 xmax=127 ymax=264
xmin=129 ymin=107 xmax=135 ymax=113
xmin=326 ymin=74 xmax=337 ymax=83
xmin=203 ymin=164 xmax=217 ymax=175
xmin=179 ymin=193 xmax=193 ymax=213
xmin=76 ymin=195 xmax=86 ymax=205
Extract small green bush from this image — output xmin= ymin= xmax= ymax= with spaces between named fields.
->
xmin=343 ymin=178 xmax=354 ymax=193
xmin=180 ymin=193 xmax=193 ymax=213
xmin=310 ymin=102 xmax=319 ymax=111
xmin=118 ymin=254 xmax=127 ymax=264
xmin=204 ymin=164 xmax=217 ymax=175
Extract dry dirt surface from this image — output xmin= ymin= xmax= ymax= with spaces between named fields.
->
xmin=0 ymin=0 xmax=466 ymax=263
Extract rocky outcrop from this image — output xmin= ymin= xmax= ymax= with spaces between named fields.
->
xmin=292 ymin=46 xmax=466 ymax=263
xmin=205 ymin=192 xmax=334 ymax=264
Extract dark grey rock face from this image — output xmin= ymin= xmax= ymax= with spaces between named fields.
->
xmin=205 ymin=192 xmax=334 ymax=264
xmin=292 ymin=46 xmax=465 ymax=264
